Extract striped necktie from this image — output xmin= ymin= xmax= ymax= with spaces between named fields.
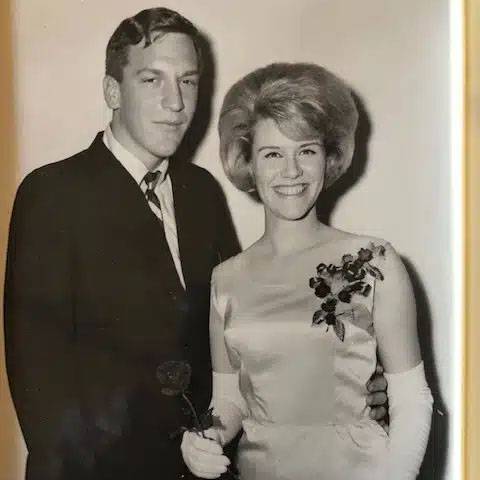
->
xmin=143 ymin=171 xmax=163 ymax=220
xmin=142 ymin=170 xmax=185 ymax=297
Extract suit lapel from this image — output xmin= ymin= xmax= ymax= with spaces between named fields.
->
xmin=169 ymin=167 xmax=196 ymax=292
xmin=87 ymin=134 xmax=185 ymax=300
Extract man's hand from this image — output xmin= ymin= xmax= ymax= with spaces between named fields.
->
xmin=366 ymin=364 xmax=389 ymax=432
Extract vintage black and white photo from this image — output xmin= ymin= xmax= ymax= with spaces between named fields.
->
xmin=0 ymin=1 xmax=460 ymax=479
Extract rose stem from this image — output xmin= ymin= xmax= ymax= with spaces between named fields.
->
xmin=182 ymin=392 xmax=207 ymax=438
xmin=182 ymin=393 xmax=240 ymax=478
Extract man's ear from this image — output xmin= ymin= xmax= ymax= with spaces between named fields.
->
xmin=103 ymin=75 xmax=121 ymax=110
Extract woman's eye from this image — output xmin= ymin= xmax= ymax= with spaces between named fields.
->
xmin=264 ymin=151 xmax=282 ymax=159
xmin=299 ymin=148 xmax=317 ymax=156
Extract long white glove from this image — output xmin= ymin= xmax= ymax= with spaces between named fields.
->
xmin=384 ymin=361 xmax=433 ymax=479
xmin=181 ymin=428 xmax=230 ymax=479
xmin=181 ymin=371 xmax=246 ymax=478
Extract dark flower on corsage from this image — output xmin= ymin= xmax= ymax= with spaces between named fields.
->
xmin=309 ymin=276 xmax=331 ymax=298
xmin=309 ymin=242 xmax=386 ymax=341
xmin=358 ymin=248 xmax=373 ymax=262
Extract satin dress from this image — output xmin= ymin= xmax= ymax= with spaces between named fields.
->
xmin=211 ymin=239 xmax=389 ymax=480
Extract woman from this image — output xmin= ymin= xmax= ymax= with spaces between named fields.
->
xmin=181 ymin=63 xmax=433 ymax=480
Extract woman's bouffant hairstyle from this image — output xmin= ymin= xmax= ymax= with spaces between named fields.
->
xmin=218 ymin=63 xmax=359 ymax=192
xmin=106 ymin=8 xmax=202 ymax=82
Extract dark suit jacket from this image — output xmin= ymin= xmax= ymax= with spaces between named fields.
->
xmin=4 ymin=133 xmax=240 ymax=479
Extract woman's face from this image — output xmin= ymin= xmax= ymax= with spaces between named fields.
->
xmin=251 ymin=117 xmax=326 ymax=222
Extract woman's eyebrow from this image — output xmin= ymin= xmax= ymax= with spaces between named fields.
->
xmin=257 ymin=145 xmax=280 ymax=153
xmin=298 ymin=141 xmax=322 ymax=148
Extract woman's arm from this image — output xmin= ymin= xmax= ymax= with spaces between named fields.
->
xmin=373 ymin=243 xmax=433 ymax=480
xmin=208 ymin=271 xmax=246 ymax=445
xmin=181 ymin=267 xmax=245 ymax=478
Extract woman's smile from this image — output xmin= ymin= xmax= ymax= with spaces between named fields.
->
xmin=272 ymin=183 xmax=309 ymax=196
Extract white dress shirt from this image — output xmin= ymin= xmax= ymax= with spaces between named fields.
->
xmin=103 ymin=125 xmax=186 ymax=289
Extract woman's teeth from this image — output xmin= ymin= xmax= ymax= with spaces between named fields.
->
xmin=274 ymin=184 xmax=307 ymax=195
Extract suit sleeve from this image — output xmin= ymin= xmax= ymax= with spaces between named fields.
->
xmin=4 ymin=172 xmax=91 ymax=477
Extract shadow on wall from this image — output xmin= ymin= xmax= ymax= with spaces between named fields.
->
xmin=172 ymin=30 xmax=216 ymax=168
xmin=316 ymin=92 xmax=449 ymax=479
xmin=402 ymin=258 xmax=449 ymax=480
xmin=316 ymin=92 xmax=371 ymax=225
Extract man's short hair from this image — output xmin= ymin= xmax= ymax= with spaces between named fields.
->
xmin=106 ymin=8 xmax=202 ymax=82
xmin=218 ymin=63 xmax=359 ymax=192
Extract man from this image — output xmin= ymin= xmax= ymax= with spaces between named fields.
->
xmin=4 ymin=7 xmax=387 ymax=479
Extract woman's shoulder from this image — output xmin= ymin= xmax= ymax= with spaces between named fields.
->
xmin=313 ymin=230 xmax=407 ymax=278
xmin=342 ymin=232 xmax=400 ymax=262
xmin=328 ymin=229 xmax=388 ymax=248
xmin=212 ymin=239 xmax=267 ymax=286
xmin=212 ymin=249 xmax=248 ymax=286
xmin=336 ymin=232 xmax=410 ymax=285
xmin=313 ymin=229 xmax=390 ymax=257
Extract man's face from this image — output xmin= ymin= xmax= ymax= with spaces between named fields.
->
xmin=112 ymin=32 xmax=199 ymax=165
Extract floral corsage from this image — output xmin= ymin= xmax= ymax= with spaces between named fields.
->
xmin=309 ymin=242 xmax=386 ymax=341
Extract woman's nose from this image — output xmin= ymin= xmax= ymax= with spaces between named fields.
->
xmin=282 ymin=154 xmax=302 ymax=178
xmin=161 ymin=79 xmax=184 ymax=112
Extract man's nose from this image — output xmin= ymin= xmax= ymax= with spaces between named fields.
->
xmin=160 ymin=79 xmax=184 ymax=112
xmin=282 ymin=154 xmax=302 ymax=178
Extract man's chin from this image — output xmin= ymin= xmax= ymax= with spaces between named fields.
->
xmin=149 ymin=142 xmax=182 ymax=160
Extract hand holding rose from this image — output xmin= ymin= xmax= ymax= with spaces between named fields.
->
xmin=181 ymin=428 xmax=231 ymax=479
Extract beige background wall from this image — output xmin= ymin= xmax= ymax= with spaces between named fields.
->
xmin=466 ymin=0 xmax=479 ymax=477
xmin=1 ymin=0 xmax=458 ymax=478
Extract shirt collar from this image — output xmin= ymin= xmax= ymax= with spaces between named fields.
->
xmin=103 ymin=124 xmax=169 ymax=186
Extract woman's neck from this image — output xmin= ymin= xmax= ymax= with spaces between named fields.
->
xmin=262 ymin=209 xmax=331 ymax=257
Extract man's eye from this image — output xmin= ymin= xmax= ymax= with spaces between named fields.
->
xmin=142 ymin=77 xmax=158 ymax=84
xmin=181 ymin=78 xmax=198 ymax=87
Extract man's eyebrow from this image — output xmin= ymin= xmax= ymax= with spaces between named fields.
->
xmin=180 ymin=70 xmax=200 ymax=77
xmin=135 ymin=68 xmax=160 ymax=75
xmin=135 ymin=68 xmax=200 ymax=76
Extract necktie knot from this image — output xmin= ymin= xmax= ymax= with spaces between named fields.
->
xmin=143 ymin=171 xmax=161 ymax=190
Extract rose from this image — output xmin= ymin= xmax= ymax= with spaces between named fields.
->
xmin=338 ymin=290 xmax=352 ymax=303
xmin=156 ymin=361 xmax=239 ymax=478
xmin=358 ymin=248 xmax=373 ymax=262
xmin=325 ymin=312 xmax=336 ymax=325
xmin=156 ymin=360 xmax=191 ymax=396
xmin=370 ymin=243 xmax=386 ymax=257
xmin=316 ymin=263 xmax=327 ymax=273
xmin=321 ymin=298 xmax=337 ymax=313
xmin=156 ymin=360 xmax=206 ymax=434
xmin=156 ymin=360 xmax=211 ymax=428
xmin=343 ymin=261 xmax=366 ymax=282
xmin=314 ymin=279 xmax=331 ymax=298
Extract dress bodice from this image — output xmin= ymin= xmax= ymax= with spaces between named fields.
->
xmin=212 ymin=237 xmax=389 ymax=480
xmin=219 ymin=241 xmax=378 ymax=426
